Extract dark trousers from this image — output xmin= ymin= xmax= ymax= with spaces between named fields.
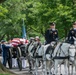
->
xmin=3 ymin=56 xmax=8 ymax=67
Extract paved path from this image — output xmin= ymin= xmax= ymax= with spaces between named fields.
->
xmin=0 ymin=56 xmax=43 ymax=75
xmin=9 ymin=67 xmax=44 ymax=75
xmin=0 ymin=56 xmax=31 ymax=75
xmin=10 ymin=68 xmax=32 ymax=75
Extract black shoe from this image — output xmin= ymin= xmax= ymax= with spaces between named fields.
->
xmin=47 ymin=72 xmax=49 ymax=74
xmin=47 ymin=72 xmax=52 ymax=74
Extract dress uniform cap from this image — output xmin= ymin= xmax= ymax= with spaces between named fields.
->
xmin=35 ymin=36 xmax=39 ymax=39
xmin=1 ymin=40 xmax=6 ymax=43
xmin=35 ymin=36 xmax=40 ymax=41
xmin=49 ymin=22 xmax=55 ymax=26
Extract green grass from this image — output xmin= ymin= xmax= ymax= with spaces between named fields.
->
xmin=0 ymin=74 xmax=10 ymax=75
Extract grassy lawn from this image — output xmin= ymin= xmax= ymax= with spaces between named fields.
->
xmin=0 ymin=74 xmax=10 ymax=75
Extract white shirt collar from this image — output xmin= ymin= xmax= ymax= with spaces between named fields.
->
xmin=51 ymin=29 xmax=55 ymax=31
xmin=73 ymin=28 xmax=76 ymax=30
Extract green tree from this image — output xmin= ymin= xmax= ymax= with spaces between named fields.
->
xmin=0 ymin=0 xmax=76 ymax=40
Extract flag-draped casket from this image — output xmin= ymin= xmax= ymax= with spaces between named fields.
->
xmin=11 ymin=38 xmax=29 ymax=47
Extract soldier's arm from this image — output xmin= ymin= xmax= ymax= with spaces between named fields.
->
xmin=56 ymin=30 xmax=59 ymax=38
xmin=4 ymin=44 xmax=12 ymax=48
xmin=45 ymin=30 xmax=49 ymax=41
xmin=67 ymin=30 xmax=71 ymax=41
xmin=55 ymin=30 xmax=59 ymax=41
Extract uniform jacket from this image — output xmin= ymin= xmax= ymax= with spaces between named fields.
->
xmin=67 ymin=28 xmax=76 ymax=44
xmin=45 ymin=29 xmax=58 ymax=44
xmin=1 ymin=44 xmax=12 ymax=57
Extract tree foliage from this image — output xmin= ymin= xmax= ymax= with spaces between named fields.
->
xmin=0 ymin=0 xmax=76 ymax=40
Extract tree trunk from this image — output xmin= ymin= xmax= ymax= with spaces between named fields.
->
xmin=0 ymin=61 xmax=16 ymax=75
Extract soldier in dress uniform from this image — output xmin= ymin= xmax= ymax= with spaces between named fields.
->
xmin=67 ymin=21 xmax=76 ymax=44
xmin=1 ymin=40 xmax=13 ymax=67
xmin=45 ymin=22 xmax=59 ymax=44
